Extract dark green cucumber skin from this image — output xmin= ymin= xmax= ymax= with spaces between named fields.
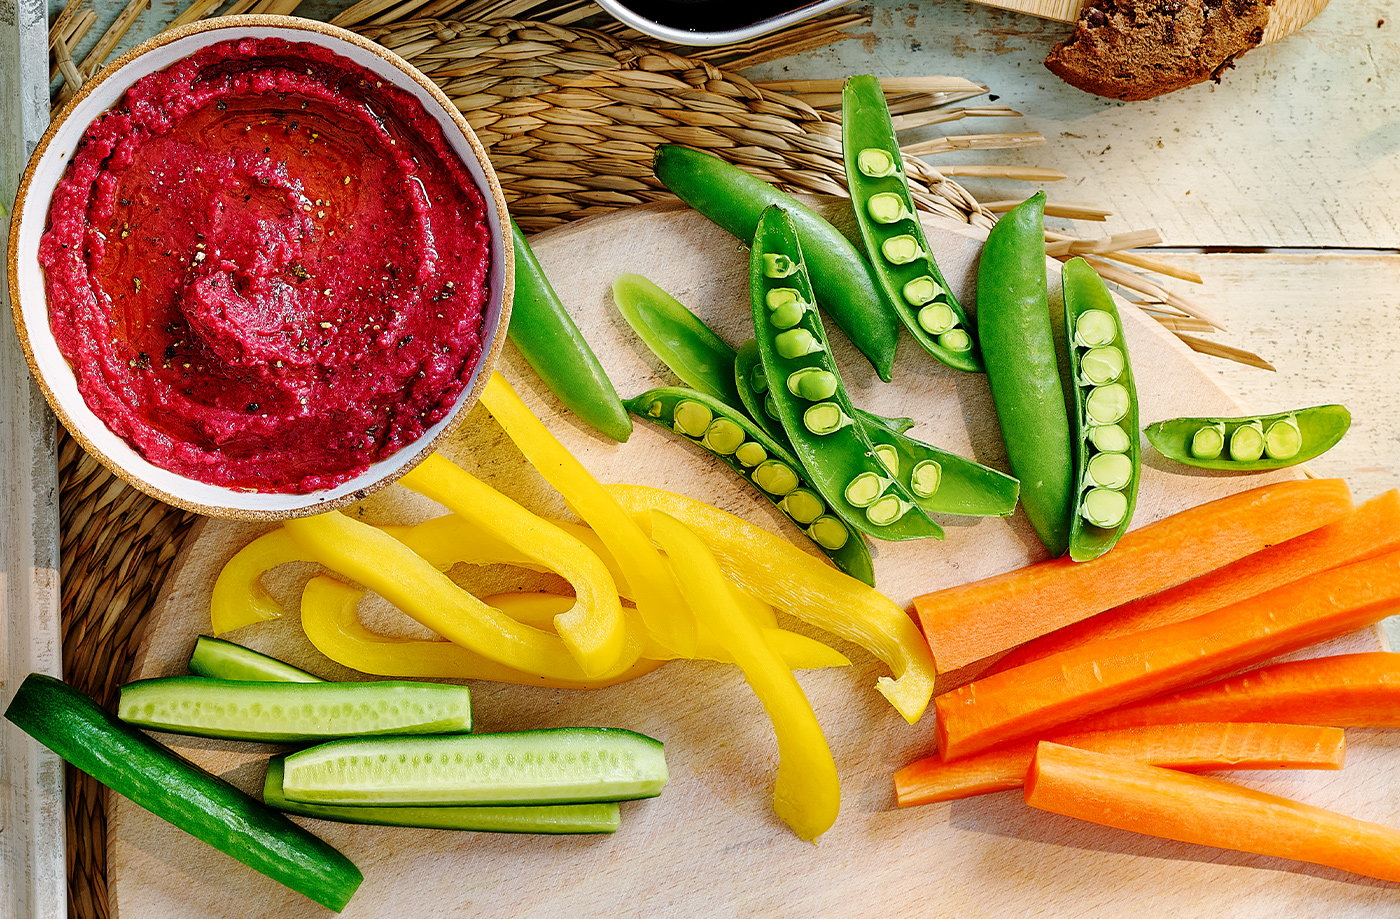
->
xmin=263 ymin=758 xmax=621 ymax=834
xmin=188 ymin=636 xmax=324 ymax=683
xmin=282 ymin=727 xmax=668 ymax=807
xmin=5 ymin=673 xmax=361 ymax=912
xmin=118 ymin=677 xmax=473 ymax=742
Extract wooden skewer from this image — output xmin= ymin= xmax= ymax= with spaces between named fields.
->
xmin=891 ymin=106 xmax=1022 ymax=132
xmin=1044 ymin=229 xmax=1163 ymax=257
xmin=937 ymin=164 xmax=1068 ymax=182
xmin=1099 ymin=248 xmax=1205 ymax=284
xmin=755 ymin=76 xmax=986 ymax=95
xmin=1148 ymin=314 xmax=1218 ymax=333
xmin=985 ymin=198 xmax=1111 ymax=221
xmin=79 ymin=0 xmax=150 ymax=79
xmin=902 ymin=131 xmax=1047 ymax=157
xmin=1178 ymin=334 xmax=1277 ymax=371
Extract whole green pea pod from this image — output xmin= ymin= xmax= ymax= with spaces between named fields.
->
xmin=653 ymin=144 xmax=901 ymax=382
xmin=976 ymin=192 xmax=1074 ymax=557
xmin=508 ymin=221 xmax=632 ymax=442
xmin=1144 ymin=404 xmax=1351 ymax=471
xmin=625 ymin=387 xmax=875 ymax=585
xmin=1062 ymin=257 xmax=1140 ymax=561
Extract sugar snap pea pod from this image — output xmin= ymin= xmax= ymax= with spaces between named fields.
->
xmin=508 ymin=221 xmax=632 ymax=442
xmin=841 ymin=76 xmax=981 ymax=374
xmin=734 ymin=339 xmax=795 ymax=447
xmin=611 ymin=273 xmax=742 ymax=407
xmin=1143 ymin=404 xmax=1351 ymax=471
xmin=736 ymin=338 xmax=915 ymax=443
xmin=625 ymin=387 xmax=875 ymax=585
xmin=860 ymin=422 xmax=1020 ymax=518
xmin=654 ymin=144 xmax=900 ymax=381
xmin=751 ymin=205 xmax=942 ymax=541
xmin=976 ymin=192 xmax=1074 ymax=557
xmin=1061 ymin=258 xmax=1141 ymax=562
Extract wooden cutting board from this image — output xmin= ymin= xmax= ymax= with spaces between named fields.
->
xmin=109 ymin=202 xmax=1394 ymax=918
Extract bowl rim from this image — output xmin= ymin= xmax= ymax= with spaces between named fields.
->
xmin=7 ymin=14 xmax=515 ymax=521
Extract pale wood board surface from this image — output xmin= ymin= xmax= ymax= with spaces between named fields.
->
xmin=1 ymin=0 xmax=69 ymax=917
xmin=110 ymin=205 xmax=1393 ymax=919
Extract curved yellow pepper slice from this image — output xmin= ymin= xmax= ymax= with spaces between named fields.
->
xmin=396 ymin=513 xmax=846 ymax=671
xmin=282 ymin=511 xmax=626 ymax=680
xmin=480 ymin=372 xmax=698 ymax=657
xmin=608 ymin=484 xmax=937 ymax=724
xmin=210 ymin=528 xmax=303 ymax=635
xmin=398 ymin=453 xmax=634 ymax=676
xmin=652 ymin=512 xmax=841 ymax=841
xmin=300 ymin=577 xmax=664 ymax=689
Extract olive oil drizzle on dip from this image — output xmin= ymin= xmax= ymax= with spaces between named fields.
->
xmin=40 ymin=38 xmax=492 ymax=493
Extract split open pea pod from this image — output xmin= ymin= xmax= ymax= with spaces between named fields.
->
xmin=841 ymin=75 xmax=980 ymax=374
xmin=1062 ymin=258 xmax=1140 ymax=562
xmin=625 ymin=386 xmax=875 ymax=585
xmin=1143 ymin=404 xmax=1351 ymax=471
xmin=860 ymin=422 xmax=1020 ymax=518
xmin=750 ymin=205 xmax=942 ymax=542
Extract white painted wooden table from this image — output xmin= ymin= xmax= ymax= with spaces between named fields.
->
xmin=7 ymin=0 xmax=1400 ymax=914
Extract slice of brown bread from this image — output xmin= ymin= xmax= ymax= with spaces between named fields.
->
xmin=1044 ymin=0 xmax=1274 ymax=100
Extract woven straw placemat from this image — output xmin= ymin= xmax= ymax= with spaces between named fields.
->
xmin=52 ymin=15 xmax=1007 ymax=917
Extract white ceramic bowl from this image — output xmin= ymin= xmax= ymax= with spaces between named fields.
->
xmin=8 ymin=16 xmax=513 ymax=520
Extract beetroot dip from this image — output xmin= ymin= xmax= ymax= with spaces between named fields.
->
xmin=39 ymin=36 xmax=493 ymax=493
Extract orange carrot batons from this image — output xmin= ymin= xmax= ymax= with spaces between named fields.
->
xmin=1025 ymin=742 xmax=1400 ymax=884
xmin=914 ymin=478 xmax=1353 ymax=672
xmin=991 ymin=489 xmax=1400 ymax=674
xmin=1068 ymin=652 xmax=1400 ymax=733
xmin=895 ymin=722 xmax=1345 ymax=807
xmin=936 ymin=547 xmax=1400 ymax=760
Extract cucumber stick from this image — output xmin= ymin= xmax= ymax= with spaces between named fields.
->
xmin=119 ymin=676 xmax=472 ymax=742
xmin=188 ymin=636 xmax=325 ymax=683
xmin=282 ymin=728 xmax=668 ymax=806
xmin=264 ymin=758 xmax=621 ymax=833
xmin=5 ymin=673 xmax=361 ymax=911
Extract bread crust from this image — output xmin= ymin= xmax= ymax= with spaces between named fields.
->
xmin=1044 ymin=0 xmax=1274 ymax=101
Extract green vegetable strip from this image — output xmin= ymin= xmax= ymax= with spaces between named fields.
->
xmin=263 ymin=759 xmax=621 ymax=834
xmin=611 ymin=273 xmax=742 ymax=407
xmin=5 ymin=673 xmax=362 ymax=912
xmin=1062 ymin=257 xmax=1140 ymax=562
xmin=841 ymin=75 xmax=981 ymax=373
xmin=749 ymin=205 xmax=942 ymax=542
xmin=1143 ymin=404 xmax=1352 ymax=472
xmin=653 ymin=144 xmax=900 ymax=381
xmin=507 ymin=220 xmax=632 ymax=442
xmin=976 ymin=192 xmax=1074 ymax=557
xmin=626 ymin=386 xmax=875 ymax=585
xmin=188 ymin=636 xmax=324 ymax=683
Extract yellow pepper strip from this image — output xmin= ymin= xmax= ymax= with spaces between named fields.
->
xmin=283 ymin=511 xmax=627 ymax=681
xmin=399 ymin=453 xmax=633 ymax=677
xmin=481 ymin=372 xmax=698 ymax=657
xmin=651 ymin=512 xmax=841 ymax=841
xmin=210 ymin=528 xmax=304 ymax=635
xmin=608 ymin=484 xmax=937 ymax=724
xmin=399 ymin=515 xmax=844 ymax=670
xmin=300 ymin=577 xmax=664 ymax=689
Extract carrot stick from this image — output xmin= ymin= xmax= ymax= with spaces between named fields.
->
xmin=935 ymin=547 xmax=1400 ymax=760
xmin=1066 ymin=652 xmax=1400 ymax=733
xmin=991 ymin=490 xmax=1400 ymax=674
xmin=1025 ymin=742 xmax=1400 ymax=883
xmin=913 ymin=479 xmax=1353 ymax=672
xmin=895 ymin=722 xmax=1344 ymax=806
